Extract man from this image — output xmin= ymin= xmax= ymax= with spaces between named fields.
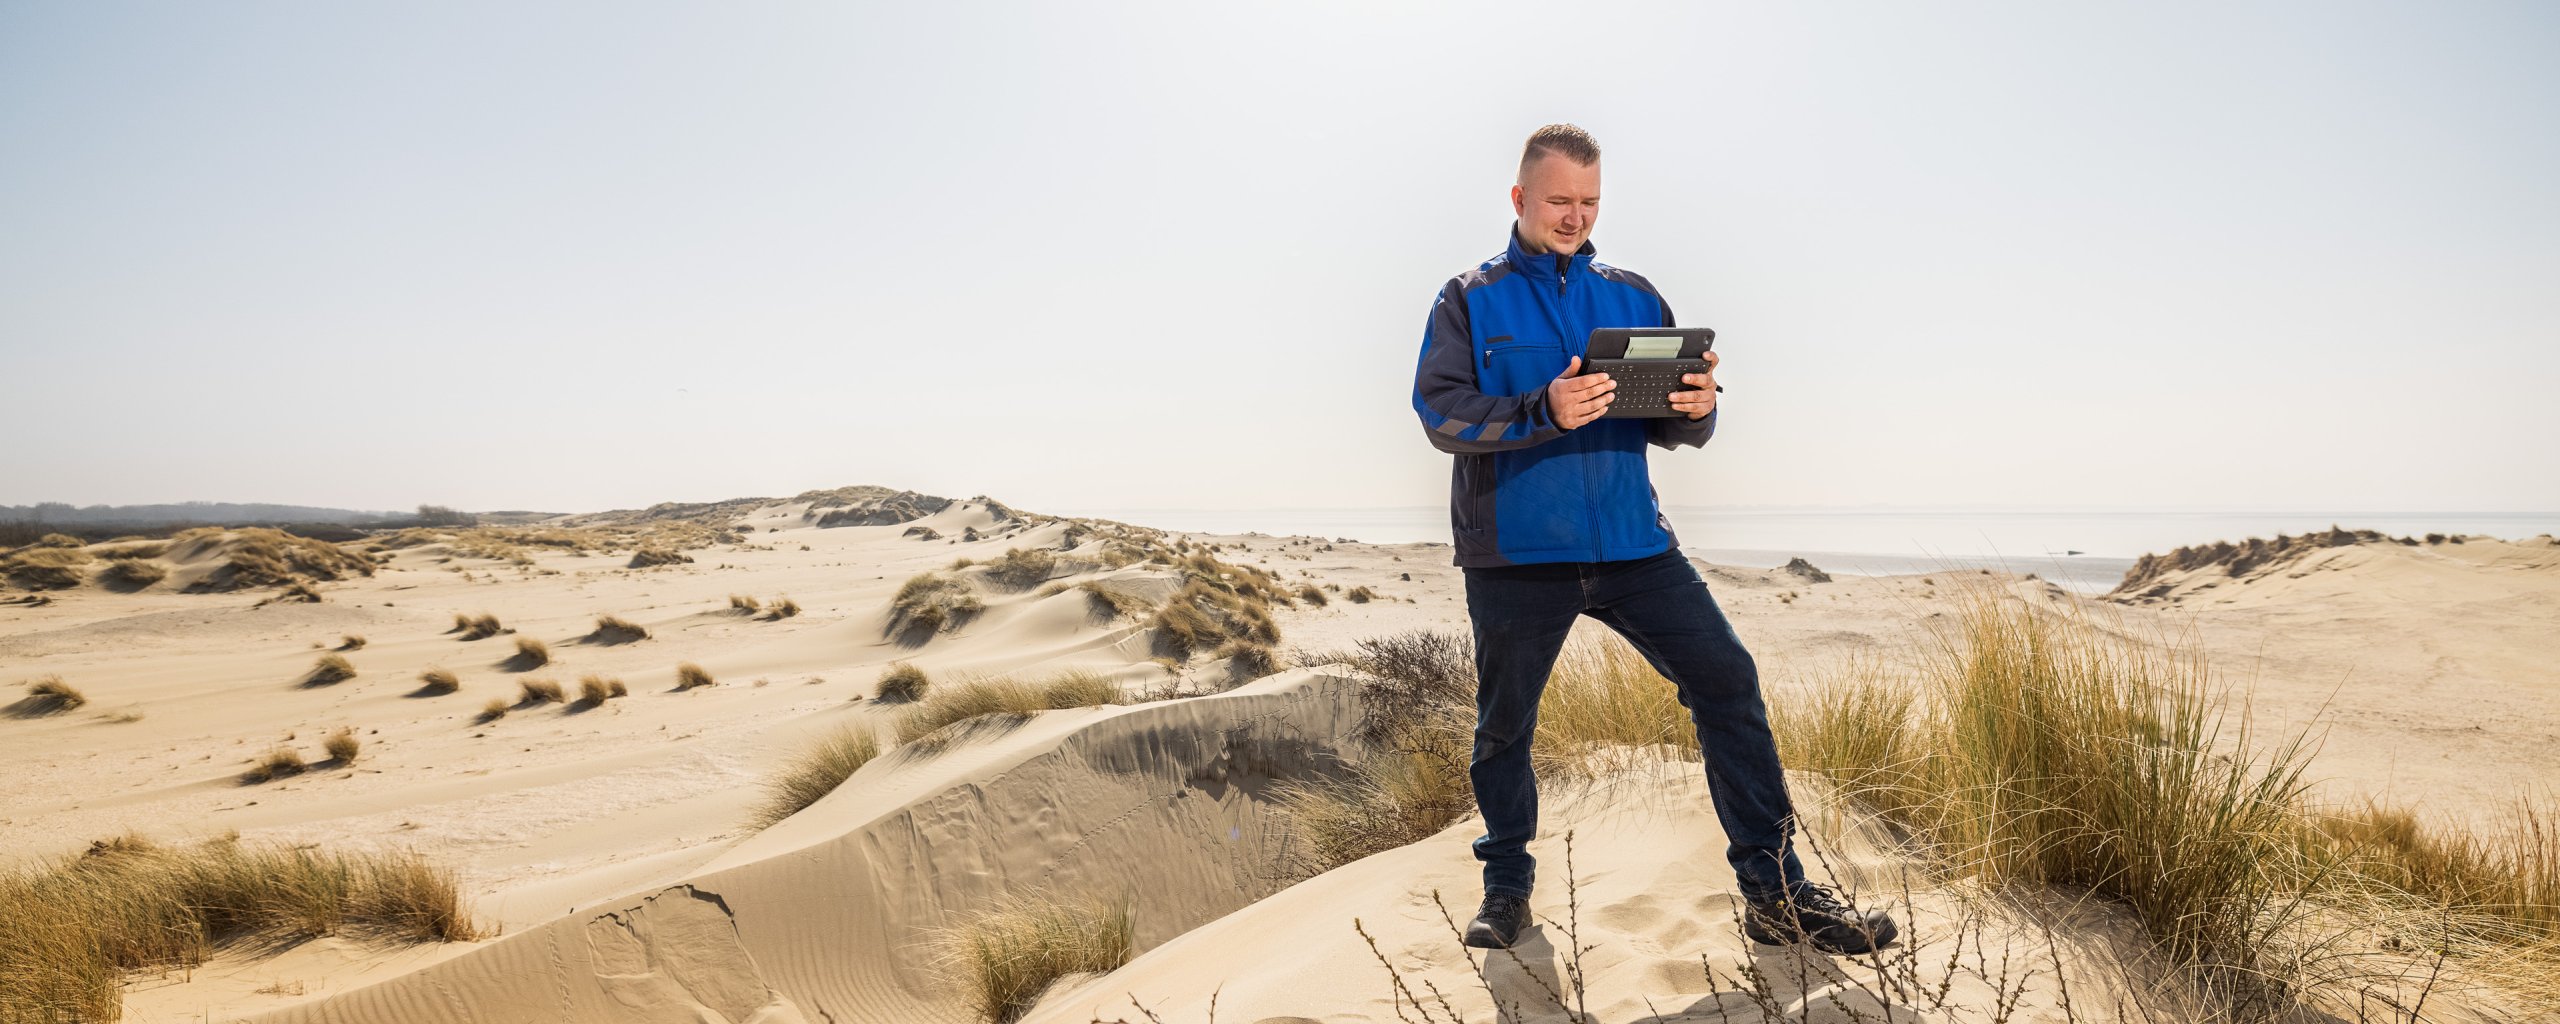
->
xmin=1407 ymin=124 xmax=1897 ymax=955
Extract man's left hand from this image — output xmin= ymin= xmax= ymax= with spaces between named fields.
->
xmin=1667 ymin=350 xmax=1721 ymax=420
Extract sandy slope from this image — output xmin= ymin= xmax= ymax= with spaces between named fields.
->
xmin=1 ymin=497 xmax=2551 ymax=1021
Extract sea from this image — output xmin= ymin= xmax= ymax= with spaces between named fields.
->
xmin=1040 ymin=505 xmax=2560 ymax=595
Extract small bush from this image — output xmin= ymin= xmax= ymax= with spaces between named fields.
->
xmin=241 ymin=746 xmax=306 ymax=784
xmin=302 ymin=654 xmax=357 ymax=687
xmin=749 ymin=726 xmax=886 ymax=830
xmin=517 ymin=678 xmax=564 ymax=704
xmin=417 ymin=668 xmax=460 ymax=694
xmin=590 ymin=614 xmax=650 ymax=643
xmin=508 ymin=636 xmax=550 ymax=669
xmin=675 ymin=662 xmax=716 ymax=689
xmin=322 ymin=727 xmax=360 ymax=763
xmin=729 ymin=593 xmax=761 ymax=614
xmin=877 ymin=661 xmax=930 ymax=703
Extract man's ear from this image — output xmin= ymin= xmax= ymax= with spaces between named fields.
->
xmin=1510 ymin=184 xmax=1524 ymax=218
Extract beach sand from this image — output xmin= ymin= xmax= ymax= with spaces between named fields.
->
xmin=2 ymin=491 xmax=2551 ymax=1022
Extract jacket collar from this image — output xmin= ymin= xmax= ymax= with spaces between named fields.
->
xmin=1505 ymin=222 xmax=1596 ymax=283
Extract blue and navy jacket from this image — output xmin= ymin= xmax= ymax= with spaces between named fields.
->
xmin=1411 ymin=226 xmax=1717 ymax=568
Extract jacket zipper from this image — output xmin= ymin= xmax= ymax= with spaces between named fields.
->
xmin=1555 ymin=253 xmax=1603 ymax=560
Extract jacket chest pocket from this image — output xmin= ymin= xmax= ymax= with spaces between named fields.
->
xmin=1479 ymin=335 xmax=1564 ymax=394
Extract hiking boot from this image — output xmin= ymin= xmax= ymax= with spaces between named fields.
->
xmin=1462 ymin=891 xmax=1531 ymax=949
xmin=1742 ymin=884 xmax=1898 ymax=955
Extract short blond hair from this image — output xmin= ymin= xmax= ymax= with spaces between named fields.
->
xmin=1519 ymin=124 xmax=1601 ymax=181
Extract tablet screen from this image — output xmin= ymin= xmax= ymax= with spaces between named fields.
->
xmin=1623 ymin=335 xmax=1685 ymax=359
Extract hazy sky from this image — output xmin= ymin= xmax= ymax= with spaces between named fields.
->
xmin=4 ymin=2 xmax=2554 ymax=516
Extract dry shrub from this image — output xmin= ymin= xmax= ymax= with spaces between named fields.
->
xmin=574 ymin=675 xmax=615 ymax=706
xmin=896 ymin=670 xmax=1122 ymax=747
xmin=1345 ymin=585 xmax=1377 ymax=603
xmin=877 ymin=661 xmax=930 ymax=703
xmin=458 ymin=613 xmax=504 ymax=640
xmin=1296 ymin=584 xmax=1328 ymax=606
xmin=729 ymin=593 xmax=761 ymax=614
xmin=589 ymin=614 xmax=650 ymax=643
xmin=1210 ymin=637 xmax=1281 ymax=682
xmin=476 ymin=699 xmax=508 ymax=723
xmin=322 ymin=727 xmax=360 ymax=763
xmin=748 ymin=726 xmax=885 ymax=830
xmin=336 ymin=634 xmax=367 ymax=651
xmin=301 ymin=654 xmax=357 ymax=687
xmin=1271 ymin=630 xmax=1477 ymax=876
xmin=767 ymin=596 xmax=799 ymax=619
xmin=628 ymin=547 xmax=690 ymax=568
xmin=675 ymin=662 xmax=716 ymax=689
xmin=517 ymin=678 xmax=564 ymax=704
xmin=417 ymin=668 xmax=460 ymax=694
xmin=0 ymin=834 xmax=478 ymax=1021
xmin=930 ymin=889 xmax=1134 ymax=1024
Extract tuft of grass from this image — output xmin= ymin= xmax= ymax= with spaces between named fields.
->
xmin=12 ymin=676 xmax=88 ymax=716
xmin=675 ymin=662 xmax=716 ymax=689
xmin=516 ymin=678 xmax=564 ymax=704
xmin=748 ymin=726 xmax=885 ymax=830
xmin=1075 ymin=580 xmax=1151 ymax=621
xmin=476 ymin=698 xmax=508 ymax=723
xmin=1295 ymin=583 xmax=1328 ymax=606
xmin=889 ymin=572 xmax=984 ymax=640
xmin=336 ymin=634 xmax=367 ymax=651
xmin=1146 ymin=579 xmax=1279 ymax=660
xmin=301 ymin=654 xmax=357 ymax=687
xmin=241 ymin=746 xmax=306 ymax=784
xmin=767 ymin=596 xmax=799 ymax=619
xmin=5 ymin=546 xmax=89 ymax=589
xmin=0 ymin=834 xmax=479 ymax=1021
xmin=322 ymin=727 xmax=360 ymax=763
xmin=458 ymin=613 xmax=503 ymax=640
xmin=981 ymin=547 xmax=1058 ymax=591
xmin=1345 ymin=585 xmax=1377 ymax=603
xmin=876 ymin=661 xmax=930 ymax=703
xmin=574 ymin=675 xmax=615 ymax=706
xmin=930 ymin=889 xmax=1134 ymax=1024
xmin=99 ymin=559 xmax=167 ymax=589
xmin=508 ymin=635 xmax=550 ymax=669
xmin=729 ymin=593 xmax=761 ymax=614
xmin=417 ymin=668 xmax=460 ymax=694
xmin=589 ymin=614 xmax=650 ymax=643
xmin=628 ymin=547 xmax=690 ymax=568
xmin=1210 ymin=637 xmax=1281 ymax=682
xmin=895 ymin=670 xmax=1122 ymax=747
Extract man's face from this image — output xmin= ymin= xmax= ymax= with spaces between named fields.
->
xmin=1510 ymin=153 xmax=1600 ymax=255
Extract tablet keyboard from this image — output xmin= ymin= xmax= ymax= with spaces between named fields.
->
xmin=1588 ymin=359 xmax=1698 ymax=418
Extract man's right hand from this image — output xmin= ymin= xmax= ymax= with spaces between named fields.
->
xmin=1546 ymin=356 xmax=1615 ymax=429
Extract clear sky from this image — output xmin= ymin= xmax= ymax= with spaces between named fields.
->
xmin=4 ymin=2 xmax=2554 ymax=516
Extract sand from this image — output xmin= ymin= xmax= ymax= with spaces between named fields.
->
xmin=1 ymin=494 xmax=2551 ymax=1022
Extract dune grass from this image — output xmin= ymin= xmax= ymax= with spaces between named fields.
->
xmin=675 ymin=662 xmax=716 ymax=689
xmin=982 ymin=547 xmax=1058 ymax=591
xmin=457 ymin=613 xmax=503 ymax=640
xmin=336 ymin=633 xmax=367 ymax=651
xmin=301 ymin=654 xmax=357 ymax=687
xmin=240 ymin=746 xmax=306 ymax=784
xmin=1146 ymin=579 xmax=1279 ymax=660
xmin=0 ymin=833 xmax=478 ymax=1023
xmin=477 ymin=698 xmax=508 ymax=723
xmin=517 ymin=678 xmax=564 ymax=704
xmin=589 ymin=614 xmax=650 ymax=643
xmin=14 ymin=676 xmax=87 ymax=716
xmin=1074 ymin=581 xmax=1151 ymax=621
xmin=508 ymin=635 xmax=550 ymax=669
xmin=930 ymin=888 xmax=1134 ymax=1024
xmin=417 ymin=668 xmax=460 ymax=695
xmin=322 ymin=727 xmax=360 ymax=764
xmin=895 ymin=670 xmax=1122 ymax=746
xmin=574 ymin=675 xmax=620 ymax=706
xmin=749 ymin=726 xmax=886 ymax=829
xmin=877 ymin=661 xmax=930 ymax=703
xmin=729 ymin=593 xmax=761 ymax=613
xmin=890 ymin=572 xmax=985 ymax=639
xmin=98 ymin=558 xmax=167 ymax=589
xmin=767 ymin=596 xmax=800 ymax=618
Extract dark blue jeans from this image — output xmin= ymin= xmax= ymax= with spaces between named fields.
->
xmin=1462 ymin=546 xmax=1808 ymax=903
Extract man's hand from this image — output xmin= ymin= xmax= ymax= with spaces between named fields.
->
xmin=1667 ymin=350 xmax=1721 ymax=421
xmin=1547 ymin=356 xmax=1616 ymax=429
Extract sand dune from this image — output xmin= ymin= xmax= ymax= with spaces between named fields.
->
xmin=3 ymin=492 xmax=2552 ymax=1021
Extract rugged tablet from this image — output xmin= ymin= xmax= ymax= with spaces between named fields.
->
xmin=1581 ymin=327 xmax=1717 ymax=419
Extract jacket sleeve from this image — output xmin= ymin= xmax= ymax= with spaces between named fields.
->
xmin=1645 ymin=290 xmax=1719 ymax=451
xmin=1412 ymin=278 xmax=1568 ymax=454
